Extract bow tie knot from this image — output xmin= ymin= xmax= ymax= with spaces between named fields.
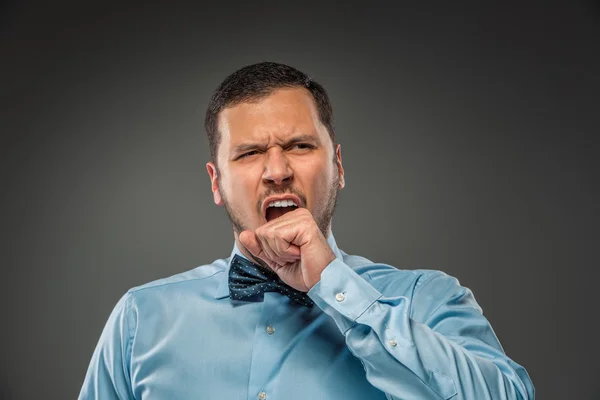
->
xmin=228 ymin=254 xmax=314 ymax=307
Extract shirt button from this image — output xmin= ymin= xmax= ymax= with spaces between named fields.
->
xmin=257 ymin=391 xmax=267 ymax=400
xmin=335 ymin=292 xmax=345 ymax=302
xmin=388 ymin=339 xmax=398 ymax=347
xmin=265 ymin=325 xmax=275 ymax=335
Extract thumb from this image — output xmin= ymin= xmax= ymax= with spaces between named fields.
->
xmin=239 ymin=230 xmax=263 ymax=260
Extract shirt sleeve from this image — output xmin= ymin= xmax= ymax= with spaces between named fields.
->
xmin=307 ymin=259 xmax=535 ymax=400
xmin=78 ymin=292 xmax=136 ymax=400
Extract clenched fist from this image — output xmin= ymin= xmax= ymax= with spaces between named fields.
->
xmin=239 ymin=208 xmax=336 ymax=292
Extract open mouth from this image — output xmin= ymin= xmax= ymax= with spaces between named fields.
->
xmin=264 ymin=199 xmax=300 ymax=222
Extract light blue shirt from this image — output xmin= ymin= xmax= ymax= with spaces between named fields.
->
xmin=79 ymin=234 xmax=534 ymax=399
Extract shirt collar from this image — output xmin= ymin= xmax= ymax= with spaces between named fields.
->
xmin=214 ymin=233 xmax=343 ymax=299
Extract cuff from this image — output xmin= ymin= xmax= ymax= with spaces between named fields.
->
xmin=308 ymin=259 xmax=382 ymax=332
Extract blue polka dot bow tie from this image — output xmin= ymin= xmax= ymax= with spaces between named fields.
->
xmin=228 ymin=254 xmax=314 ymax=307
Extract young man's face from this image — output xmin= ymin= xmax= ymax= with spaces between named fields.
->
xmin=206 ymin=87 xmax=345 ymax=239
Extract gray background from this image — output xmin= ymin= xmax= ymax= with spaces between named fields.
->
xmin=1 ymin=1 xmax=599 ymax=399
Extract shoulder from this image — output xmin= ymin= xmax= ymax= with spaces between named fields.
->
xmin=125 ymin=257 xmax=229 ymax=298
xmin=340 ymin=250 xmax=443 ymax=292
xmin=340 ymin=250 xmax=477 ymax=320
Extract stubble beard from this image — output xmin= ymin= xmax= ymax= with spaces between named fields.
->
xmin=218 ymin=167 xmax=340 ymax=240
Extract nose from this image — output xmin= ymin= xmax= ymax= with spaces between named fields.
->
xmin=262 ymin=147 xmax=293 ymax=185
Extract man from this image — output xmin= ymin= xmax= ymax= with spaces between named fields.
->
xmin=79 ymin=62 xmax=534 ymax=399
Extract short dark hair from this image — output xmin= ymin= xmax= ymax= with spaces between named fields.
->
xmin=204 ymin=62 xmax=336 ymax=165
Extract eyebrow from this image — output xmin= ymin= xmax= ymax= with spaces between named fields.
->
xmin=231 ymin=134 xmax=320 ymax=157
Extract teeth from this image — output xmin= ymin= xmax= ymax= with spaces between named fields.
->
xmin=268 ymin=199 xmax=298 ymax=208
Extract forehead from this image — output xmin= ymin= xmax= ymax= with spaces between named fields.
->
xmin=217 ymin=87 xmax=327 ymax=149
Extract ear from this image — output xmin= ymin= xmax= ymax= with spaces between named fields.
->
xmin=335 ymin=144 xmax=345 ymax=189
xmin=206 ymin=162 xmax=223 ymax=206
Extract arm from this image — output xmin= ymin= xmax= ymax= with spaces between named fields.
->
xmin=78 ymin=293 xmax=136 ymax=400
xmin=308 ymin=260 xmax=535 ymax=400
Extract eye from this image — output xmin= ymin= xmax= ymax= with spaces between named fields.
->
xmin=238 ymin=150 xmax=259 ymax=159
xmin=290 ymin=143 xmax=315 ymax=151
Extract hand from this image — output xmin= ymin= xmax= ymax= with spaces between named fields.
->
xmin=238 ymin=208 xmax=336 ymax=292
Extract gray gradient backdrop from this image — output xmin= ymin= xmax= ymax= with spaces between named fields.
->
xmin=2 ymin=1 xmax=599 ymax=399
